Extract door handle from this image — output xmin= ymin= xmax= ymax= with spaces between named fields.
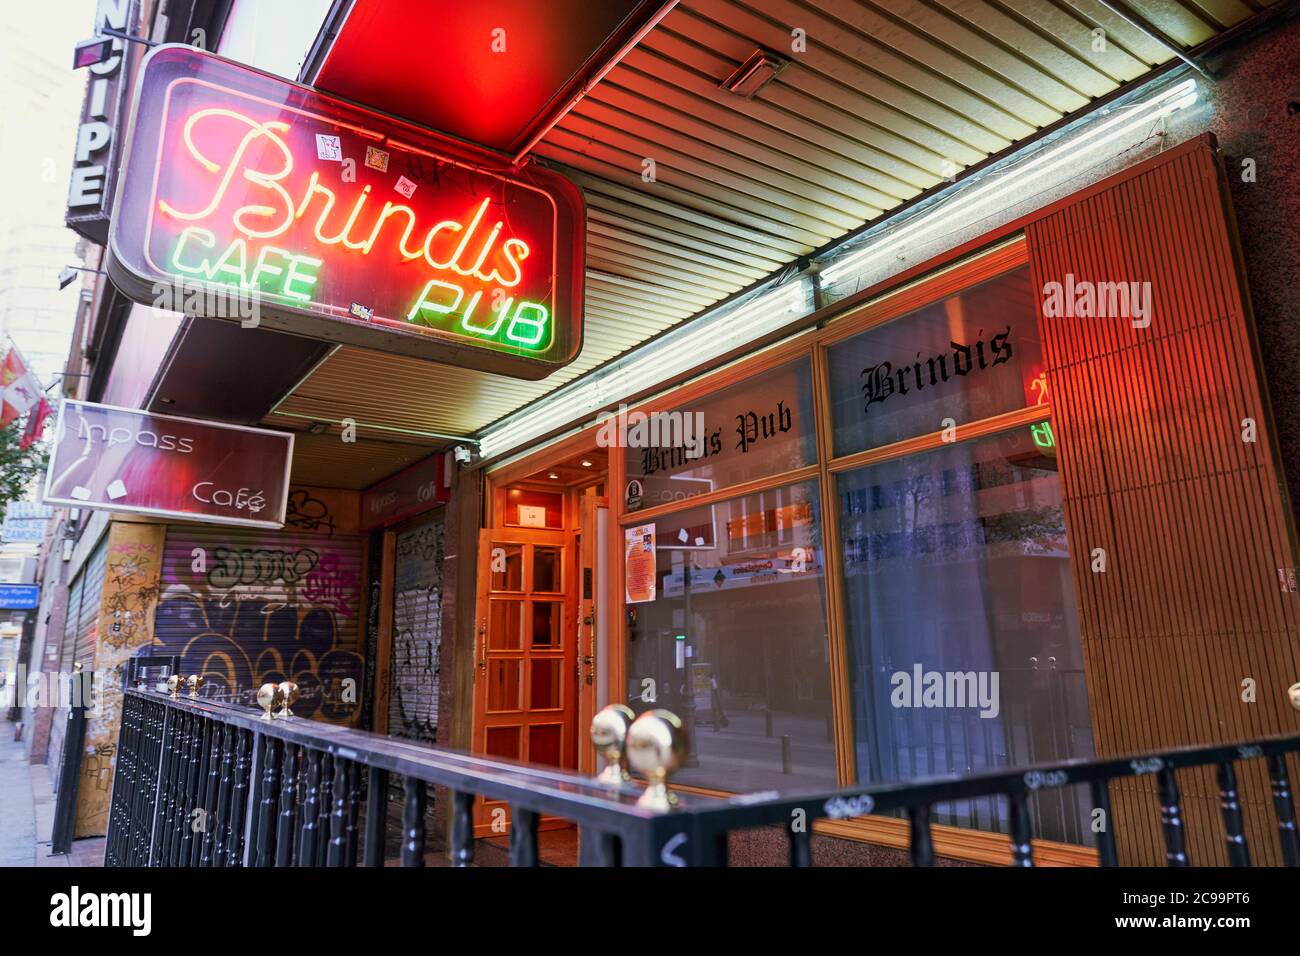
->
xmin=583 ymin=608 xmax=595 ymax=685
xmin=476 ymin=621 xmax=486 ymax=676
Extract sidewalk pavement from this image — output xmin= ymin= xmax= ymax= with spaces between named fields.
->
xmin=0 ymin=721 xmax=105 ymax=867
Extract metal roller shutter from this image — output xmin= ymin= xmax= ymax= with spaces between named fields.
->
xmin=387 ymin=514 xmax=444 ymax=744
xmin=73 ymin=542 xmax=107 ymax=668
xmin=154 ymin=525 xmax=366 ymax=726
xmin=58 ymin=574 xmax=83 ymax=673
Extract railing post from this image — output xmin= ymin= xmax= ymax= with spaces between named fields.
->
xmin=908 ymin=804 xmax=934 ymax=867
xmin=179 ymin=715 xmax=206 ymax=866
xmin=362 ymin=766 xmax=388 ymax=867
xmin=450 ymin=789 xmax=474 ymax=867
xmin=1216 ymin=761 xmax=1251 ymax=867
xmin=509 ymin=807 xmax=540 ymax=867
xmin=276 ymin=744 xmax=299 ymax=867
xmin=327 ymin=757 xmax=349 ymax=866
xmin=345 ymin=760 xmax=362 ymax=866
xmin=231 ymin=728 xmax=256 ymax=867
xmin=1267 ymin=753 xmax=1300 ymax=866
xmin=1157 ymin=768 xmax=1189 ymax=866
xmin=1090 ymin=778 xmax=1119 ymax=866
xmin=788 ymin=820 xmax=812 ymax=867
xmin=158 ymin=712 xmax=187 ymax=867
xmin=577 ymin=826 xmax=618 ymax=867
xmin=146 ymin=704 xmax=174 ymax=866
xmin=199 ymin=718 xmax=222 ymax=866
xmin=315 ymin=753 xmax=333 ymax=866
xmin=402 ymin=776 xmax=426 ymax=867
xmin=299 ymin=749 xmax=323 ymax=866
xmin=256 ymin=735 xmax=281 ymax=867
xmin=104 ymin=691 xmax=139 ymax=867
xmin=1008 ymin=791 xmax=1035 ymax=867
xmin=212 ymin=724 xmax=236 ymax=865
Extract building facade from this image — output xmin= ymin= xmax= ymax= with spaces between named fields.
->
xmin=22 ymin=0 xmax=1300 ymax=866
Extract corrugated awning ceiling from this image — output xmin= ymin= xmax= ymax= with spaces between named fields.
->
xmin=273 ymin=0 xmax=1274 ymax=465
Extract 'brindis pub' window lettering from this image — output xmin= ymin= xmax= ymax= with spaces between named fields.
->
xmin=107 ymin=46 xmax=584 ymax=380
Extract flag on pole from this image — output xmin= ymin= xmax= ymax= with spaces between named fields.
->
xmin=1 ymin=344 xmax=46 ymax=431
xmin=19 ymin=394 xmax=52 ymax=449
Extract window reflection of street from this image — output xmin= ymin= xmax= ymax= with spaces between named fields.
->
xmin=627 ymin=478 xmax=836 ymax=794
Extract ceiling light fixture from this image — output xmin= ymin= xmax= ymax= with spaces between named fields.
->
xmin=721 ymin=50 xmax=786 ymax=99
xmin=548 ymin=472 xmax=560 ymax=480
xmin=580 ymin=459 xmax=593 ymax=468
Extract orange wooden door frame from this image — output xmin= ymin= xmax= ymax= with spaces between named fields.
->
xmin=576 ymin=493 xmax=608 ymax=774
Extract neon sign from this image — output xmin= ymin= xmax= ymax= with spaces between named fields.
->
xmin=1027 ymin=371 xmax=1056 ymax=450
xmin=106 ymin=46 xmax=584 ymax=379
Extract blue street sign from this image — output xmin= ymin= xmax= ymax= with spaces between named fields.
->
xmin=0 ymin=584 xmax=41 ymax=610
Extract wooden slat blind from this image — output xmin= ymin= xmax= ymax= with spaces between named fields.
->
xmin=1026 ymin=139 xmax=1300 ymax=865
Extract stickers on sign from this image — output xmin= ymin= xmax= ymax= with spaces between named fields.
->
xmin=625 ymin=479 xmax=644 ymax=511
xmin=315 ymin=133 xmax=342 ymax=161
xmin=394 ymin=175 xmax=417 ymax=198
xmin=106 ymin=480 xmax=128 ymax=500
xmin=349 ymin=302 xmax=374 ymax=321
xmin=364 ymin=145 xmax=390 ymax=172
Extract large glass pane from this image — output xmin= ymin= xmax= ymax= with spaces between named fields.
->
xmin=528 ymin=724 xmax=563 ymax=768
xmin=533 ymin=546 xmax=562 ymax=593
xmin=624 ymin=479 xmax=836 ymax=792
xmin=487 ymin=660 xmax=522 ymax=713
xmin=490 ymin=544 xmax=523 ymax=591
xmin=621 ymin=358 xmax=817 ymax=513
xmin=530 ymin=602 xmax=561 ymax=647
xmin=529 ymin=659 xmax=562 ymax=710
xmin=826 ymin=265 xmax=1046 ymax=457
xmin=488 ymin=600 xmax=523 ymax=650
xmin=836 ymin=423 xmax=1094 ymax=843
xmin=485 ymin=726 xmax=520 ymax=760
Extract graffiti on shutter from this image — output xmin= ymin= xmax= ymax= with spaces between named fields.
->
xmin=388 ymin=515 xmax=444 ymax=744
xmin=154 ymin=526 xmax=365 ymax=725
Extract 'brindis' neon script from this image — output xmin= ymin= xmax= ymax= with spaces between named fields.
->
xmin=107 ymin=45 xmax=584 ymax=378
xmin=161 ymin=108 xmax=549 ymax=348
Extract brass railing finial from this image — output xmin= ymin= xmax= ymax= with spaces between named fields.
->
xmin=626 ymin=710 xmax=687 ymax=812
xmin=276 ymin=681 xmax=299 ymax=719
xmin=591 ymin=704 xmax=635 ymax=786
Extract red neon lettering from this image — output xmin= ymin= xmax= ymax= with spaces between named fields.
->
xmin=159 ymin=108 xmax=534 ymax=289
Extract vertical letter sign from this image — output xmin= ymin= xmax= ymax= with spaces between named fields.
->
xmin=106 ymin=45 xmax=584 ymax=380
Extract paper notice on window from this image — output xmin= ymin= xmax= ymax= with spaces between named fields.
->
xmin=625 ymin=524 xmax=656 ymax=604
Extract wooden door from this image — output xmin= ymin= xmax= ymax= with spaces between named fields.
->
xmin=472 ymin=527 xmax=576 ymax=832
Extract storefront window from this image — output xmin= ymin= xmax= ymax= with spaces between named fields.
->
xmin=836 ymin=425 xmax=1094 ymax=843
xmin=624 ymin=479 xmax=837 ymax=792
xmin=622 ymin=358 xmax=817 ymax=512
xmin=826 ymin=266 xmax=1046 ymax=458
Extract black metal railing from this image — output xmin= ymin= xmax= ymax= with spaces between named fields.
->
xmin=105 ymin=688 xmax=1300 ymax=867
